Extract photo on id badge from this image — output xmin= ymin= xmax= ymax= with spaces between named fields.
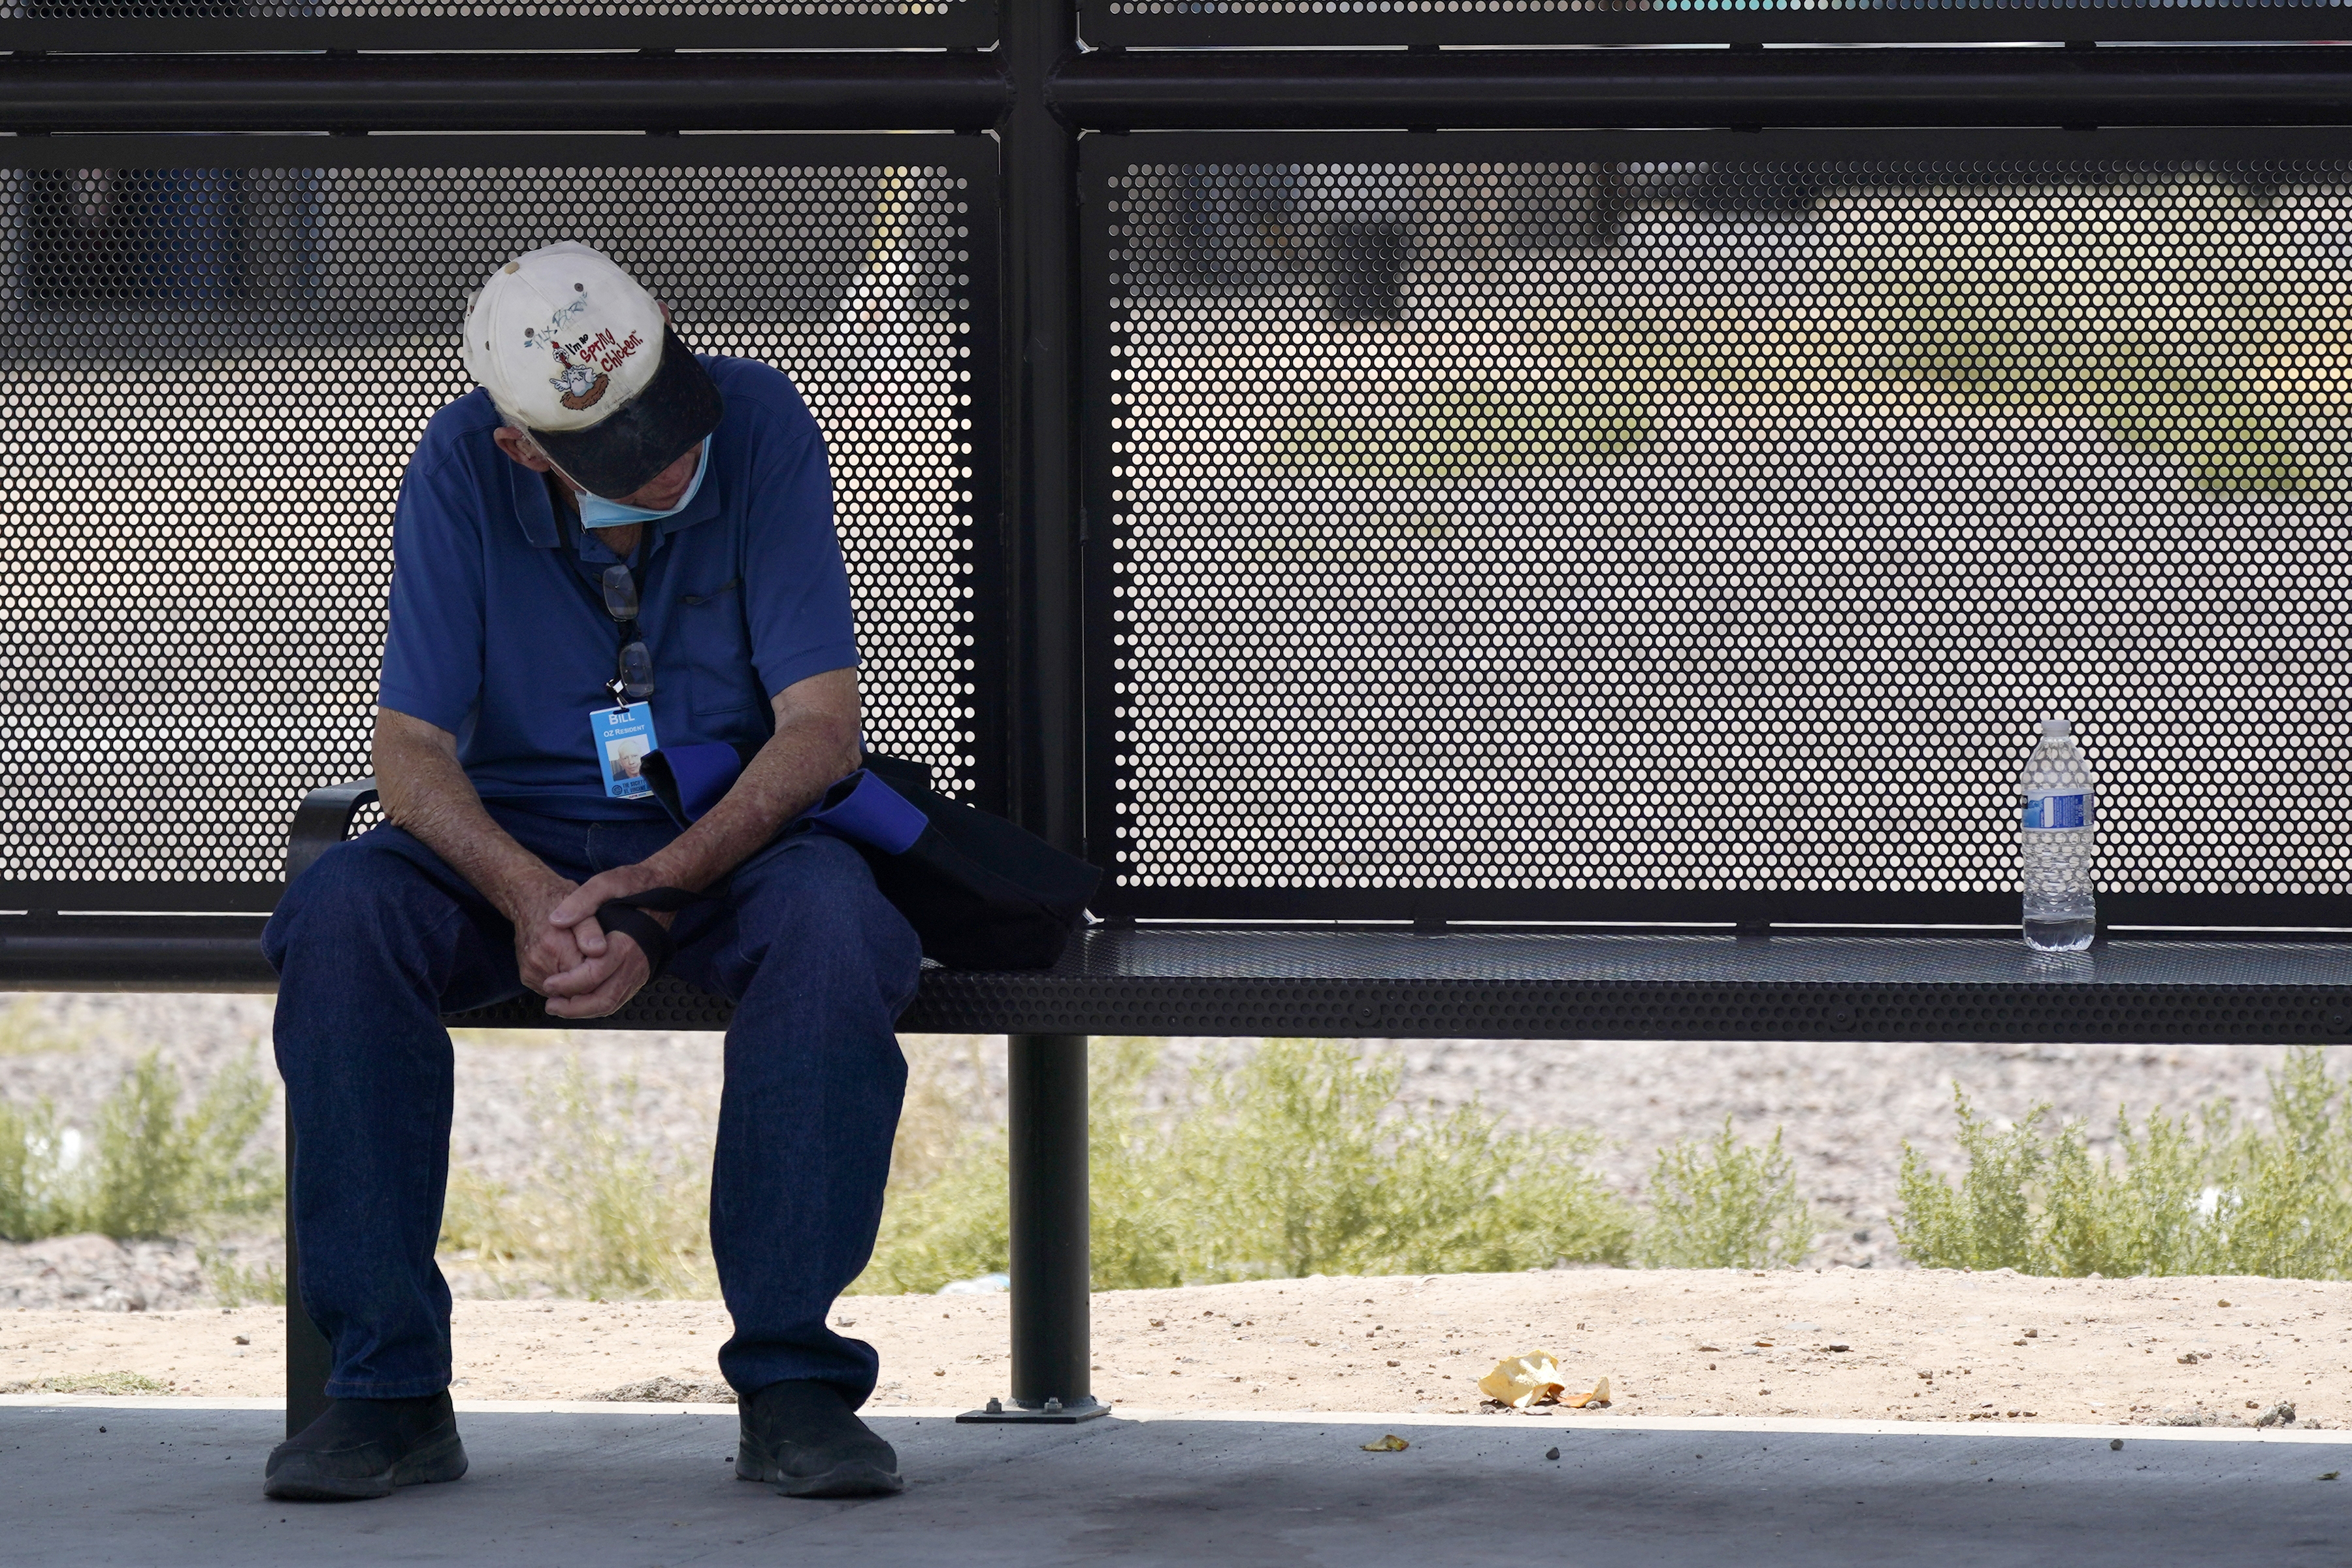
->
xmin=592 ymin=703 xmax=659 ymax=800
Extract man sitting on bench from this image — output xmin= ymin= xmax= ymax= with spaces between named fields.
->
xmin=261 ymin=242 xmax=919 ymax=1503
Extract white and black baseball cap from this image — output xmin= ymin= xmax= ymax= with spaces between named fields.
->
xmin=461 ymin=241 xmax=724 ymax=499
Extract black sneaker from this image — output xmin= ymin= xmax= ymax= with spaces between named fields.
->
xmin=263 ymin=1391 xmax=469 ymax=1501
xmin=736 ymin=1379 xmax=904 ymax=1499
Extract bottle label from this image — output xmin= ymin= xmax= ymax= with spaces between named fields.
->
xmin=2023 ymin=792 xmax=2096 ymax=830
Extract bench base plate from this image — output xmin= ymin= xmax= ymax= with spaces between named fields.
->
xmin=956 ymin=1396 xmax=1111 ymax=1424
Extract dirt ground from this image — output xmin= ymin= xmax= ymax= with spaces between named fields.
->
xmin=7 ymin=1269 xmax=2347 ymax=1428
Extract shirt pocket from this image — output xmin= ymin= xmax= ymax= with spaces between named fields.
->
xmin=674 ymin=576 xmax=762 ymax=717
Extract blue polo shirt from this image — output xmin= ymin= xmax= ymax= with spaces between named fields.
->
xmin=376 ymin=355 xmax=857 ymax=821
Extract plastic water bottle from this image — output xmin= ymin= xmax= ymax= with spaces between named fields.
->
xmin=2019 ymin=718 xmax=2097 ymax=953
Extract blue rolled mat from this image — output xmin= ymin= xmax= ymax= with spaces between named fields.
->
xmin=640 ymin=741 xmax=751 ymax=828
xmin=802 ymin=768 xmax=928 ymax=855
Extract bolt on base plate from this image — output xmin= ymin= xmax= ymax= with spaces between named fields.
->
xmin=956 ymin=1395 xmax=1111 ymax=1424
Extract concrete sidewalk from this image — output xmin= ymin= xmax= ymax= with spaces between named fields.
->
xmin=5 ymin=1400 xmax=2347 ymax=1566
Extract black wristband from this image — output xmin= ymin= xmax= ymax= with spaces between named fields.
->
xmin=595 ymin=900 xmax=676 ymax=981
xmin=613 ymin=885 xmax=705 ymax=914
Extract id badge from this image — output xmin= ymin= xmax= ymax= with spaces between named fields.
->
xmin=591 ymin=703 xmax=659 ymax=800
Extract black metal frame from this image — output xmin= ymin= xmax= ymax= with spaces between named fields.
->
xmin=0 ymin=8 xmax=998 ymax=53
xmin=0 ymin=0 xmax=2345 ymax=1439
xmin=1082 ymin=0 xmax=2352 ymax=47
xmin=9 ymin=0 xmax=2341 ymax=52
xmin=0 ymin=53 xmax=1009 ymax=135
xmin=5 ymin=46 xmax=2352 ymax=139
xmin=1053 ymin=46 xmax=2352 ymax=130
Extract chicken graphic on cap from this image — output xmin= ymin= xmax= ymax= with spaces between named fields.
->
xmin=546 ymin=336 xmax=610 ymax=412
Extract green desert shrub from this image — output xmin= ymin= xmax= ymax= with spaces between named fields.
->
xmin=200 ymin=1246 xmax=288 ymax=1307
xmin=1641 ymin=1117 xmax=1814 ymax=1270
xmin=1895 ymin=1049 xmax=2352 ymax=1278
xmin=1175 ymin=1039 xmax=1633 ymax=1282
xmin=850 ymin=1037 xmax=1169 ymax=1295
xmin=855 ymin=1037 xmax=1636 ymax=1294
xmin=438 ymin=1058 xmax=716 ymax=1301
xmin=0 ymin=1051 xmax=279 ymax=1243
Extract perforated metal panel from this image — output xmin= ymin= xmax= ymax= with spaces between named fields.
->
xmin=1085 ymin=0 xmax=2349 ymax=46
xmin=0 ymin=135 xmax=994 ymax=913
xmin=1084 ymin=131 xmax=2352 ymax=927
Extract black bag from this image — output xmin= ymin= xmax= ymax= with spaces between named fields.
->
xmin=638 ymin=745 xmax=1097 ymax=971
xmin=815 ymin=754 xmax=1098 ymax=971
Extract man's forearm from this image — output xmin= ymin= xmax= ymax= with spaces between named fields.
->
xmin=634 ymin=702 xmax=859 ymax=893
xmin=374 ymin=719 xmax=565 ymax=921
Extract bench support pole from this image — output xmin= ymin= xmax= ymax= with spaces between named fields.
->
xmin=284 ymin=1126 xmax=333 ymax=1437
xmin=965 ymin=1032 xmax=1103 ymax=1422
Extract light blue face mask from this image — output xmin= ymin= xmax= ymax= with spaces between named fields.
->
xmin=576 ymin=440 xmax=711 ymax=529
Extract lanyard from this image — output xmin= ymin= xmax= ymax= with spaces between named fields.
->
xmin=553 ymin=491 xmax=655 ymax=706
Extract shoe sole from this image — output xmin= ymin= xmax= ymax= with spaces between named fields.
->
xmin=738 ymin=1443 xmax=905 ymax=1499
xmin=263 ymin=1431 xmax=469 ymax=1502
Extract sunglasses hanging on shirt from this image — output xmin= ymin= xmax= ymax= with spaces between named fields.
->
xmin=600 ymin=563 xmax=655 ymax=705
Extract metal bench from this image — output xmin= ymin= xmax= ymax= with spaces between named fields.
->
xmin=2 ymin=0 xmax=2350 ymax=1442
xmin=14 ymin=771 xmax=2348 ymax=1433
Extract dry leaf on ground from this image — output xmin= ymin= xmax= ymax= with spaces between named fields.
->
xmin=1478 ymin=1354 xmax=1612 ymax=1411
xmin=1361 ymin=1433 xmax=1410 ymax=1452
xmin=1478 ymin=1352 xmax=1566 ymax=1409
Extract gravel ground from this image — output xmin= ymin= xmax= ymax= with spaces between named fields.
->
xmin=0 ymin=990 xmax=2313 ymax=1308
xmin=10 ymin=1271 xmax=2347 ymax=1433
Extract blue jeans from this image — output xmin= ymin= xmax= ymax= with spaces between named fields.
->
xmin=262 ymin=807 xmax=922 ymax=1405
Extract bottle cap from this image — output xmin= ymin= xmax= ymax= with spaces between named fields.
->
xmin=2039 ymin=718 xmax=2072 ymax=736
